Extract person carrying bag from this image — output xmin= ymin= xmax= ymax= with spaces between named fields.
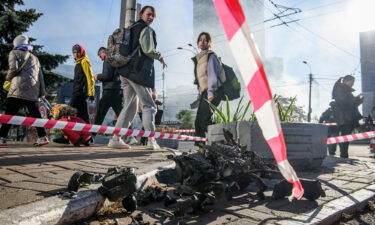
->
xmin=0 ymin=34 xmax=49 ymax=147
xmin=3 ymin=52 xmax=30 ymax=92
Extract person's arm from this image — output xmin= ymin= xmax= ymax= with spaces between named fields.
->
xmin=336 ymin=91 xmax=358 ymax=109
xmin=81 ymin=59 xmax=95 ymax=98
xmin=139 ymin=27 xmax=167 ymax=68
xmin=97 ymin=62 xmax=114 ymax=82
xmin=207 ymin=54 xmax=221 ymax=99
xmin=6 ymin=51 xmax=18 ymax=81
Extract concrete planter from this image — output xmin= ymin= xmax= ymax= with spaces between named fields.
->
xmin=207 ymin=121 xmax=328 ymax=170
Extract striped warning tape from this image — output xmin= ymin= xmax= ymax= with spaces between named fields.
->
xmin=2 ymin=114 xmax=373 ymax=146
xmin=0 ymin=114 xmax=208 ymax=142
xmin=174 ymin=129 xmax=195 ymax=133
xmin=327 ymin=130 xmax=375 ymax=144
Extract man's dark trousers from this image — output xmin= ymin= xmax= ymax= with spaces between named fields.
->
xmin=94 ymin=89 xmax=123 ymax=125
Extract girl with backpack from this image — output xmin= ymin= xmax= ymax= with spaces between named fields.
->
xmin=192 ymin=32 xmax=223 ymax=148
xmin=108 ymin=5 xmax=167 ymax=150
xmin=0 ymin=35 xmax=49 ymax=146
xmin=332 ymin=75 xmax=363 ymax=158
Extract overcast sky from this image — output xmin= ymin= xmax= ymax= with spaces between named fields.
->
xmin=20 ymin=0 xmax=375 ymax=119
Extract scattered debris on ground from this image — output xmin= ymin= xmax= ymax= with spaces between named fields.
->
xmin=73 ymin=129 xmax=325 ymax=224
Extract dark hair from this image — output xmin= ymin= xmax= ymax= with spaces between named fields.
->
xmin=97 ymin=47 xmax=106 ymax=54
xmin=332 ymin=75 xmax=355 ymax=99
xmin=139 ymin=6 xmax=156 ymax=18
xmin=197 ymin=32 xmax=212 ymax=48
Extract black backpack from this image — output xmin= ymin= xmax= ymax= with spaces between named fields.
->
xmin=219 ymin=63 xmax=241 ymax=100
xmin=209 ymin=53 xmax=241 ymax=101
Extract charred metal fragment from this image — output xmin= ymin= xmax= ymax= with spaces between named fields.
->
xmin=67 ymin=171 xmax=94 ymax=192
xmin=98 ymin=167 xmax=137 ymax=202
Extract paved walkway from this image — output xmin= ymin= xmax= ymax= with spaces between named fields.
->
xmin=1 ymin=141 xmax=375 ymax=225
xmin=85 ymin=144 xmax=375 ymax=225
xmin=0 ymin=141 xmax=177 ymax=210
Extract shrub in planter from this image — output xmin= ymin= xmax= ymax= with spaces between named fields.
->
xmin=207 ymin=95 xmax=327 ymax=170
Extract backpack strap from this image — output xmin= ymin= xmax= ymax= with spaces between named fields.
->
xmin=208 ymin=52 xmax=226 ymax=85
xmin=16 ymin=52 xmax=31 ymax=74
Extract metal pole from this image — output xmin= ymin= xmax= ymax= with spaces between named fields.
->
xmin=136 ymin=3 xmax=142 ymax=21
xmin=303 ymin=61 xmax=312 ymax=122
xmin=162 ymin=71 xmax=165 ymax=122
xmin=125 ymin=0 xmax=136 ymax=28
xmin=308 ymin=73 xmax=312 ymax=122
xmin=119 ymin=0 xmax=127 ymax=27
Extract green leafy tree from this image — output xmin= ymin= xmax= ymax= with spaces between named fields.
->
xmin=0 ymin=0 xmax=69 ymax=109
xmin=274 ymin=95 xmax=307 ymax=122
xmin=176 ymin=109 xmax=195 ymax=129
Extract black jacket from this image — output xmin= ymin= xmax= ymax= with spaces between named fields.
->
xmin=333 ymin=83 xmax=362 ymax=126
xmin=73 ymin=63 xmax=89 ymax=97
xmin=319 ymin=108 xmax=335 ymax=123
xmin=97 ymin=60 xmax=121 ymax=90
xmin=117 ymin=20 xmax=156 ymax=88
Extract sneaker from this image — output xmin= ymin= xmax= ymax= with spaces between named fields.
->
xmin=34 ymin=136 xmax=49 ymax=146
xmin=127 ymin=136 xmax=138 ymax=145
xmin=0 ymin=137 xmax=7 ymax=146
xmin=108 ymin=138 xmax=131 ymax=149
xmin=146 ymin=138 xmax=160 ymax=150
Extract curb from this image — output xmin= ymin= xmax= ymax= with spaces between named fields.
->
xmin=275 ymin=184 xmax=375 ymax=225
xmin=0 ymin=160 xmax=177 ymax=225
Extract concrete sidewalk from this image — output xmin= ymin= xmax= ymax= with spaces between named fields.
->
xmin=1 ymin=141 xmax=375 ymax=225
xmin=83 ymin=144 xmax=375 ymax=225
xmin=0 ymin=142 xmax=180 ymax=210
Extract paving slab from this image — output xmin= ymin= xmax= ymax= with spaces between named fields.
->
xmin=1 ymin=143 xmax=375 ymax=225
xmin=0 ymin=143 xmax=175 ymax=211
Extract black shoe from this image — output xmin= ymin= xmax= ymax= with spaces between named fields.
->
xmin=53 ymin=135 xmax=70 ymax=144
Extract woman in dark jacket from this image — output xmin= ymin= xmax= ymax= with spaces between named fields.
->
xmin=332 ymin=75 xmax=363 ymax=158
xmin=109 ymin=6 xmax=167 ymax=150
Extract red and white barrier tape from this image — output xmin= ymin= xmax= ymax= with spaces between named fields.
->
xmin=327 ymin=130 xmax=375 ymax=144
xmin=174 ymin=129 xmax=195 ymax=133
xmin=213 ymin=0 xmax=303 ymax=200
xmin=0 ymin=114 xmax=208 ymax=142
xmin=325 ymin=121 xmax=369 ymax=126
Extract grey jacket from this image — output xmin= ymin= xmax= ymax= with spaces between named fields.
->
xmin=6 ymin=50 xmax=46 ymax=102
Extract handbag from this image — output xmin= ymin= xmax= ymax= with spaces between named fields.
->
xmin=3 ymin=52 xmax=31 ymax=92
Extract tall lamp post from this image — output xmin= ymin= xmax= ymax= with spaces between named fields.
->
xmin=303 ymin=61 xmax=313 ymax=122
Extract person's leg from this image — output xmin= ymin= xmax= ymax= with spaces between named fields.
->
xmin=131 ymin=84 xmax=156 ymax=132
xmin=194 ymin=94 xmax=206 ymax=140
xmin=109 ymin=78 xmax=137 ymax=149
xmin=0 ymin=98 xmax=22 ymax=138
xmin=195 ymin=91 xmax=221 ymax=147
xmin=94 ymin=91 xmax=111 ymax=125
xmin=25 ymin=100 xmax=47 ymax=138
xmin=338 ymin=125 xmax=353 ymax=158
xmin=155 ymin=109 xmax=163 ymax=126
xmin=327 ymin=126 xmax=338 ymax=155
xmin=195 ymin=92 xmax=220 ymax=137
xmin=71 ymin=95 xmax=89 ymax=123
xmin=127 ymin=80 xmax=158 ymax=149
xmin=115 ymin=78 xmax=138 ymax=131
xmin=24 ymin=100 xmax=49 ymax=146
xmin=110 ymin=89 xmax=124 ymax=118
